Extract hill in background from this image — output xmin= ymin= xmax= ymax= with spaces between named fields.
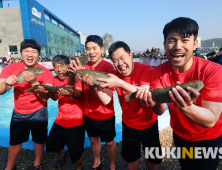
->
xmin=201 ymin=38 xmax=222 ymax=47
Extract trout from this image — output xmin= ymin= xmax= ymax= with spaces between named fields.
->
xmin=25 ymin=84 xmax=73 ymax=94
xmin=76 ymin=69 xmax=110 ymax=85
xmin=125 ymin=80 xmax=205 ymax=103
xmin=72 ymin=56 xmax=89 ymax=66
xmin=6 ymin=67 xmax=44 ymax=91
xmin=66 ymin=56 xmax=90 ymax=76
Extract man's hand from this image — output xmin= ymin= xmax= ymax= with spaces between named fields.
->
xmin=37 ymin=86 xmax=48 ymax=93
xmin=97 ymin=74 xmax=120 ymax=88
xmin=82 ymin=74 xmax=95 ymax=88
xmin=136 ymin=88 xmax=156 ymax=107
xmin=69 ymin=58 xmax=85 ymax=74
xmin=21 ymin=71 xmax=38 ymax=85
xmin=5 ymin=75 xmax=18 ymax=91
xmin=58 ymin=88 xmax=71 ymax=96
xmin=6 ymin=75 xmax=18 ymax=86
xmin=169 ymin=86 xmax=200 ymax=108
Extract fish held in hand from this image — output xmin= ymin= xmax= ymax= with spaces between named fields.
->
xmin=6 ymin=67 xmax=44 ymax=91
xmin=25 ymin=84 xmax=73 ymax=94
xmin=72 ymin=56 xmax=89 ymax=67
xmin=66 ymin=56 xmax=90 ymax=76
xmin=76 ymin=69 xmax=110 ymax=85
xmin=125 ymin=80 xmax=205 ymax=103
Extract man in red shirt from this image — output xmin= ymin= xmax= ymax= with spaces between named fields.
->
xmin=0 ymin=39 xmax=53 ymax=170
xmin=43 ymin=55 xmax=84 ymax=170
xmin=97 ymin=41 xmax=164 ymax=170
xmin=70 ymin=35 xmax=116 ymax=170
xmin=137 ymin=17 xmax=222 ymax=170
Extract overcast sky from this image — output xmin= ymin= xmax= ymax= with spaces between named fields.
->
xmin=3 ymin=0 xmax=222 ymax=52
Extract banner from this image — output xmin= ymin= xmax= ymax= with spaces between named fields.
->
xmin=38 ymin=62 xmax=54 ymax=70
xmin=0 ymin=66 xmax=4 ymax=74
xmin=140 ymin=58 xmax=168 ymax=66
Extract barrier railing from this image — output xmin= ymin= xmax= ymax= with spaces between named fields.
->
xmin=140 ymin=58 xmax=168 ymax=66
xmin=0 ymin=58 xmax=168 ymax=74
xmin=38 ymin=61 xmax=54 ymax=70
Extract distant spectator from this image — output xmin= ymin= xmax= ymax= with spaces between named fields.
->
xmin=146 ymin=48 xmax=150 ymax=55
xmin=14 ymin=58 xmax=20 ymax=63
xmin=8 ymin=59 xmax=12 ymax=64
xmin=6 ymin=52 xmax=11 ymax=62
xmin=2 ymin=58 xmax=8 ymax=65
xmin=47 ymin=56 xmax=51 ymax=61
xmin=208 ymin=52 xmax=220 ymax=63
xmin=157 ymin=48 xmax=161 ymax=57
xmin=195 ymin=48 xmax=200 ymax=55
xmin=217 ymin=48 xmax=222 ymax=65
xmin=151 ymin=47 xmax=155 ymax=53
xmin=155 ymin=48 xmax=158 ymax=54
xmin=193 ymin=49 xmax=201 ymax=57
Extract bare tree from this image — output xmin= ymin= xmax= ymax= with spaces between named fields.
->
xmin=55 ymin=45 xmax=60 ymax=55
xmin=67 ymin=48 xmax=70 ymax=56
xmin=102 ymin=33 xmax=114 ymax=55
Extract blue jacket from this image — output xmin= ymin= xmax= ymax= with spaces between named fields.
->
xmin=217 ymin=54 xmax=222 ymax=64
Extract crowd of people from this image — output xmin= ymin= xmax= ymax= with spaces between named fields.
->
xmin=0 ymin=16 xmax=222 ymax=170
xmin=0 ymin=57 xmax=23 ymax=66
xmin=132 ymin=47 xmax=167 ymax=60
xmin=1 ymin=46 xmax=222 ymax=69
xmin=0 ymin=55 xmax=86 ymax=68
xmin=192 ymin=47 xmax=222 ymax=62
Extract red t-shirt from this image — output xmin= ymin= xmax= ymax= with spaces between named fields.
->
xmin=53 ymin=76 xmax=84 ymax=127
xmin=83 ymin=58 xmax=115 ymax=120
xmin=114 ymin=62 xmax=158 ymax=129
xmin=151 ymin=56 xmax=222 ymax=141
xmin=0 ymin=62 xmax=53 ymax=114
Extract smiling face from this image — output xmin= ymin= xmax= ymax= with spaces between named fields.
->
xmin=53 ymin=62 xmax=68 ymax=80
xmin=164 ymin=31 xmax=198 ymax=73
xmin=86 ymin=41 xmax=104 ymax=66
xmin=21 ymin=47 xmax=39 ymax=68
xmin=111 ymin=47 xmax=134 ymax=76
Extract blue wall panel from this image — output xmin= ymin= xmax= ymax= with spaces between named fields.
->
xmin=23 ymin=35 xmax=30 ymax=40
xmin=20 ymin=5 xmax=27 ymax=14
xmin=19 ymin=0 xmax=27 ymax=6
xmin=19 ymin=0 xmax=47 ymax=46
xmin=21 ymin=13 xmax=28 ymax=22
xmin=21 ymin=21 xmax=29 ymax=29
xmin=26 ymin=0 xmax=31 ymax=7
xmin=23 ymin=28 xmax=30 ymax=35
xmin=19 ymin=0 xmax=81 ymax=53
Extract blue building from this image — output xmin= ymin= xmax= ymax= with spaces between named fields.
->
xmin=0 ymin=0 xmax=81 ymax=58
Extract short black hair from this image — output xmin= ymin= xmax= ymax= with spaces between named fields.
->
xmin=85 ymin=35 xmax=103 ymax=48
xmin=20 ymin=39 xmax=41 ymax=54
xmin=109 ymin=41 xmax=131 ymax=59
xmin=52 ymin=55 xmax=70 ymax=66
xmin=211 ymin=52 xmax=216 ymax=56
xmin=163 ymin=17 xmax=199 ymax=42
